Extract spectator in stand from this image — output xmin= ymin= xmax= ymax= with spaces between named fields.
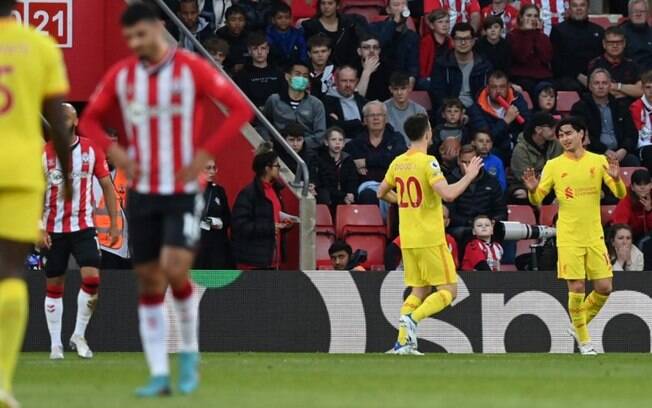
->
xmin=461 ymin=214 xmax=504 ymax=271
xmin=232 ymin=143 xmax=296 ymax=270
xmin=612 ymin=169 xmax=652 ymax=242
xmin=203 ymin=35 xmax=230 ymax=68
xmin=480 ymin=0 xmax=518 ymax=35
xmin=266 ymin=2 xmax=307 ymax=67
xmin=474 ymin=16 xmax=511 ymax=75
xmin=328 ymin=240 xmax=366 ymax=271
xmin=355 ymin=33 xmax=393 ymax=103
xmin=532 ymin=82 xmax=561 ymax=118
xmin=630 ymin=70 xmax=652 ymax=171
xmin=423 ymin=0 xmax=481 ymax=32
xmin=263 ymin=62 xmax=326 ymax=148
xmin=550 ymin=0 xmax=604 ymax=92
xmin=584 ymin=26 xmax=643 ymax=105
xmin=234 ymin=32 xmax=282 ymax=109
xmin=173 ymin=0 xmax=215 ymax=52
xmin=570 ymin=68 xmax=638 ymax=166
xmin=344 ymin=101 xmax=407 ymax=207
xmin=509 ymin=112 xmax=561 ymax=202
xmin=471 ymin=130 xmax=506 ymax=191
xmin=200 ymin=0 xmax=232 ymax=29
xmin=195 ymin=160 xmax=233 ymax=269
xmin=507 ymin=4 xmax=553 ymax=97
xmin=434 ymin=98 xmax=470 ymax=145
xmin=419 ymin=9 xmax=452 ymax=90
xmin=216 ymin=5 xmax=249 ymax=72
xmin=301 ymin=0 xmax=368 ymax=66
xmin=430 ymin=22 xmax=493 ymax=114
xmin=622 ymin=0 xmax=652 ymax=71
xmin=432 ymin=136 xmax=461 ymax=178
xmin=608 ymin=224 xmax=645 ymax=271
xmin=475 ymin=70 xmax=531 ymax=163
xmin=385 ymin=71 xmax=427 ymax=145
xmin=238 ymin=0 xmax=277 ymax=32
xmin=520 ymin=0 xmax=568 ymax=36
xmin=275 ymin=122 xmax=317 ymax=182
xmin=446 ymin=144 xmax=507 ymax=246
xmin=314 ymin=127 xmax=358 ymax=208
xmin=307 ymin=34 xmax=336 ymax=100
xmin=369 ymin=0 xmax=419 ymax=81
xmin=323 ymin=66 xmax=367 ymax=137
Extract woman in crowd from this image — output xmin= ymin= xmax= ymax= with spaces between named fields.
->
xmin=507 ymin=4 xmax=553 ymax=97
xmin=612 ymin=169 xmax=652 ymax=242
xmin=608 ymin=224 xmax=645 ymax=271
xmin=194 ymin=160 xmax=233 ymax=269
xmin=301 ymin=0 xmax=367 ymax=66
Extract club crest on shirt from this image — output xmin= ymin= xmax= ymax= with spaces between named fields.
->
xmin=564 ymin=186 xmax=574 ymax=199
xmin=590 ymin=167 xmax=596 ymax=178
xmin=48 ymin=169 xmax=64 ymax=186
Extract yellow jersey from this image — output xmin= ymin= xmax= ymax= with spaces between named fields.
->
xmin=529 ymin=151 xmax=626 ymax=247
xmin=0 ymin=18 xmax=69 ymax=189
xmin=384 ymin=150 xmax=446 ymax=249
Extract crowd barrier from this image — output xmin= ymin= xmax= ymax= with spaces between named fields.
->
xmin=23 ymin=270 xmax=652 ymax=353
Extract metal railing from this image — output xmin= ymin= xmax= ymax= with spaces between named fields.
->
xmin=152 ymin=0 xmax=310 ymax=197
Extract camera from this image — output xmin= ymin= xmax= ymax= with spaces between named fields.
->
xmin=493 ymin=221 xmax=556 ymax=242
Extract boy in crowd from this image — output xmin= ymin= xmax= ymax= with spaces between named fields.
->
xmin=328 ymin=240 xmax=366 ymax=271
xmin=474 ymin=16 xmax=511 ymax=75
xmin=384 ymin=71 xmax=427 ymax=145
xmin=307 ymin=35 xmax=335 ymax=100
xmin=217 ymin=5 xmax=249 ymax=73
xmin=419 ymin=9 xmax=452 ymax=90
xmin=462 ymin=215 xmax=503 ymax=271
xmin=276 ymin=122 xmax=317 ymax=183
xmin=203 ymin=36 xmax=230 ymax=69
xmin=234 ymin=31 xmax=282 ymax=109
xmin=173 ymin=0 xmax=214 ymax=52
xmin=471 ymin=130 xmax=507 ymax=192
xmin=630 ymin=70 xmax=652 ymax=171
xmin=266 ymin=2 xmax=307 ymax=67
xmin=434 ymin=98 xmax=469 ymax=146
xmin=314 ymin=127 xmax=359 ymax=208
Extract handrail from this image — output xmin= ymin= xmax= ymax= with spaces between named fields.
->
xmin=152 ymin=0 xmax=310 ymax=197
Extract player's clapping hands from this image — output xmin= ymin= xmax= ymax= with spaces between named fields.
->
xmin=522 ymin=167 xmax=540 ymax=193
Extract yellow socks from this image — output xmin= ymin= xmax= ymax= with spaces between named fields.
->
xmin=411 ymin=290 xmax=453 ymax=323
xmin=568 ymin=292 xmax=590 ymax=345
xmin=583 ymin=291 xmax=609 ymax=325
xmin=397 ymin=295 xmax=422 ymax=344
xmin=0 ymin=278 xmax=28 ymax=393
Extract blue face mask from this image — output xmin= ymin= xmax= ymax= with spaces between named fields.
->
xmin=290 ymin=75 xmax=309 ymax=92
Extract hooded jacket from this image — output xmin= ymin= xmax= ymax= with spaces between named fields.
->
xmin=429 ymin=51 xmax=493 ymax=111
xmin=509 ymin=132 xmax=563 ymax=193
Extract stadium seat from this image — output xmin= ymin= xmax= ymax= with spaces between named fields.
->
xmin=501 ymin=264 xmax=518 ymax=271
xmin=316 ymin=205 xmax=336 ymax=267
xmin=538 ymin=204 xmax=559 ymax=227
xmin=601 ymin=205 xmax=616 ymax=225
xmin=341 ymin=0 xmax=386 ymax=9
xmin=409 ymin=91 xmax=432 ymax=111
xmin=336 ymin=204 xmax=385 ymax=238
xmin=556 ymin=91 xmax=580 ymax=116
xmin=620 ymin=167 xmax=646 ymax=187
xmin=342 ymin=6 xmax=383 ymax=22
xmin=522 ymin=91 xmax=533 ymax=110
xmin=508 ymin=205 xmax=537 ymax=256
xmin=344 ymin=235 xmax=386 ymax=269
xmin=589 ymin=15 xmax=612 ymax=29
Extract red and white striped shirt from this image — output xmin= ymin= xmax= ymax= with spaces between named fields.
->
xmin=521 ymin=0 xmax=568 ymax=36
xmin=43 ymin=137 xmax=110 ymax=234
xmin=424 ymin=0 xmax=481 ymax=31
xmin=78 ymin=48 xmax=253 ymax=195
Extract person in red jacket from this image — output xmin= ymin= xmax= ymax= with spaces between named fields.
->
xmin=419 ymin=9 xmax=452 ymax=88
xmin=507 ymin=4 xmax=553 ymax=97
xmin=462 ymin=214 xmax=503 ymax=271
xmin=611 ymin=169 xmax=652 ymax=241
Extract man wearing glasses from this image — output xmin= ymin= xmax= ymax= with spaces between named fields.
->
xmin=430 ymin=22 xmax=492 ymax=117
xmin=622 ymin=0 xmax=652 ymax=70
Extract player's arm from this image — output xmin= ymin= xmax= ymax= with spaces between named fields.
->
xmin=377 ymin=180 xmax=398 ymax=204
xmin=432 ymin=156 xmax=483 ymax=202
xmin=602 ymin=156 xmax=627 ymax=199
xmin=523 ymin=164 xmax=554 ymax=206
xmin=98 ymin=176 xmax=120 ymax=247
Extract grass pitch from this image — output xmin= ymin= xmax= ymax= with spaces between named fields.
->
xmin=15 ymin=353 xmax=652 ymax=408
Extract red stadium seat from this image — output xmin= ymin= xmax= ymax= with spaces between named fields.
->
xmin=589 ymin=15 xmax=612 ymax=29
xmin=556 ymin=91 xmax=580 ymax=116
xmin=601 ymin=205 xmax=616 ymax=225
xmin=619 ymin=167 xmax=647 ymax=187
xmin=336 ymin=204 xmax=385 ymax=238
xmin=538 ymin=204 xmax=559 ymax=227
xmin=409 ymin=91 xmax=432 ymax=111
xmin=342 ymin=6 xmax=383 ymax=22
xmin=500 ymin=264 xmax=518 ymax=271
xmin=316 ymin=204 xmax=336 ymax=267
xmin=341 ymin=0 xmax=386 ymax=9
xmin=522 ymin=91 xmax=533 ymax=110
xmin=344 ymin=235 xmax=386 ymax=269
xmin=508 ymin=205 xmax=537 ymax=256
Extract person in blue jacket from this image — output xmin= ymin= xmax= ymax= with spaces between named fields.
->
xmin=266 ymin=2 xmax=307 ymax=67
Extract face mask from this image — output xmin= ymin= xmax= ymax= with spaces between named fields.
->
xmin=290 ymin=75 xmax=309 ymax=92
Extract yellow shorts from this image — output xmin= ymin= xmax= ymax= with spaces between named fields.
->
xmin=402 ymin=245 xmax=457 ymax=287
xmin=0 ymin=187 xmax=44 ymax=243
xmin=557 ymin=243 xmax=613 ymax=281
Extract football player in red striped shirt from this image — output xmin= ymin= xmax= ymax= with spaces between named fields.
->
xmin=78 ymin=3 xmax=253 ymax=397
xmin=41 ymin=103 xmax=119 ymax=361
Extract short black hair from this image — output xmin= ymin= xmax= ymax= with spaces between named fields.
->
xmin=121 ymin=2 xmax=160 ymax=27
xmin=203 ymin=36 xmax=230 ymax=55
xmin=308 ymin=34 xmax=332 ymax=50
xmin=329 ymin=240 xmax=352 ymax=257
xmin=247 ymin=31 xmax=268 ymax=48
xmin=337 ymin=65 xmax=359 ymax=78
xmin=472 ymin=130 xmax=492 ymax=141
xmin=403 ymin=113 xmax=431 ymax=142
xmin=555 ymin=116 xmax=588 ymax=138
xmin=442 ymin=98 xmax=464 ymax=111
xmin=451 ymin=22 xmax=475 ymax=38
xmin=225 ymin=4 xmax=246 ymax=19
xmin=283 ymin=122 xmax=305 ymax=138
xmin=272 ymin=2 xmax=292 ymax=17
xmin=252 ymin=142 xmax=279 ymax=177
xmin=358 ymin=32 xmax=381 ymax=47
xmin=632 ymin=169 xmax=651 ymax=185
xmin=483 ymin=15 xmax=504 ymax=30
xmin=489 ymin=70 xmax=509 ymax=82
xmin=389 ymin=71 xmax=411 ymax=88
xmin=286 ymin=61 xmax=311 ymax=73
xmin=179 ymin=0 xmax=199 ymax=9
xmin=604 ymin=26 xmax=625 ymax=38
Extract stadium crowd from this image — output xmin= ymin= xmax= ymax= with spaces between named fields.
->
xmin=156 ymin=0 xmax=652 ymax=271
